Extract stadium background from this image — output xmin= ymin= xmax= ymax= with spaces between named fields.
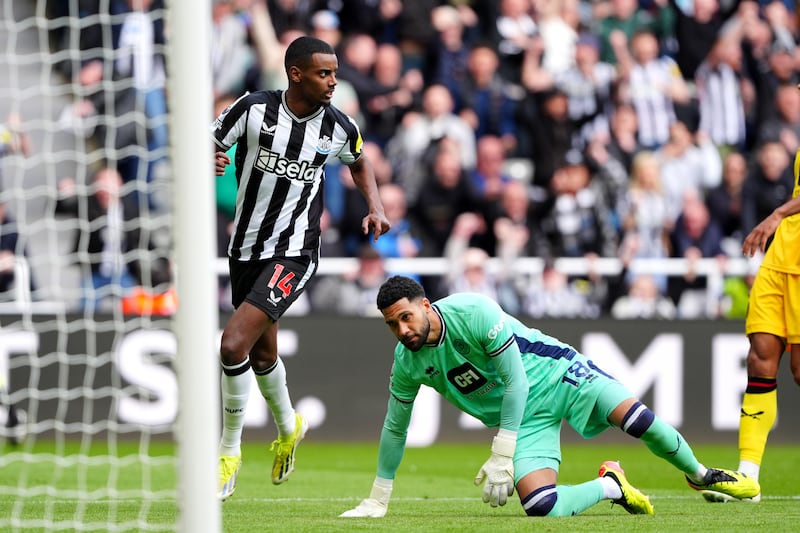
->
xmin=4 ymin=313 xmax=799 ymax=444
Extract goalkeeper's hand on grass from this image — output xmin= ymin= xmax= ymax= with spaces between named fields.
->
xmin=339 ymin=477 xmax=393 ymax=518
xmin=474 ymin=430 xmax=516 ymax=507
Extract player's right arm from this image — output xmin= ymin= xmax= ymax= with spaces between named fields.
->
xmin=742 ymin=195 xmax=800 ymax=256
xmin=340 ymin=360 xmax=417 ymax=518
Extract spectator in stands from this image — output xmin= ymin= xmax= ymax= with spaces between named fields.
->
xmin=695 ymin=30 xmax=751 ymax=155
xmin=741 ymin=140 xmax=794 ymax=234
xmin=456 ymin=43 xmax=519 ymax=154
xmin=363 ymin=42 xmax=423 ymax=148
xmin=667 ymin=0 xmax=743 ymax=81
xmin=410 ymin=142 xmax=486 ymax=258
xmin=595 ymin=0 xmax=674 ymax=66
xmin=332 ymin=0 xmax=403 ymax=39
xmin=392 ymin=0 xmax=439 ymax=72
xmin=520 ymin=32 xmax=555 ymax=94
xmin=534 ymin=0 xmax=582 ymax=77
xmin=113 ymin=0 xmax=170 ymax=213
xmin=55 ymin=166 xmax=173 ymax=314
xmin=749 ymin=27 xmax=800 ymax=129
xmin=516 ymin=87 xmax=588 ymax=189
xmin=488 ymin=180 xmax=552 ymax=314
xmin=336 ymin=33 xmax=394 ymax=117
xmin=755 ymin=82 xmax=800 ymax=154
xmin=429 ymin=4 xmax=473 ymax=106
xmin=618 ymin=150 xmax=672 ymax=291
xmin=611 ymin=273 xmax=677 ymax=319
xmin=442 ymin=244 xmax=499 ymax=302
xmin=469 ymin=134 xmax=514 ymax=205
xmin=555 ymin=32 xmax=618 ymax=151
xmin=600 ymin=101 xmax=643 ymax=175
xmin=211 ymin=0 xmax=255 ymax=101
xmin=309 ymin=9 xmax=342 ymax=49
xmin=371 ymin=183 xmax=423 ymax=281
xmin=538 ymin=152 xmax=619 ymax=260
xmin=656 ymin=121 xmax=723 ymax=219
xmin=246 ymin=5 xmax=298 ymax=91
xmin=386 ymin=84 xmax=477 ymax=204
xmin=58 ymin=59 xmax=145 ymax=193
xmin=614 ymin=28 xmax=691 ymax=149
xmin=523 ymin=262 xmax=603 ymax=319
xmin=668 ymin=188 xmax=727 ymax=318
xmin=310 ymin=244 xmax=388 ymax=317
xmin=265 ymin=0 xmax=317 ymax=37
xmin=488 ymin=0 xmax=538 ymax=87
xmin=706 ymin=151 xmax=748 ymax=249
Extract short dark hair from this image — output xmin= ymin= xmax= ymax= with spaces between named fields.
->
xmin=376 ymin=275 xmax=425 ymax=310
xmin=284 ymin=36 xmax=335 ymax=75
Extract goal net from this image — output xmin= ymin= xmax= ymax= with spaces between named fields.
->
xmin=0 ymin=1 xmax=218 ymax=531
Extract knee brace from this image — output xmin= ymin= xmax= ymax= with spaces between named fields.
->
xmin=620 ymin=401 xmax=655 ymax=438
xmin=521 ymin=485 xmax=557 ymax=516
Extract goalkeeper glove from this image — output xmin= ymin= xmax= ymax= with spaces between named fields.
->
xmin=339 ymin=477 xmax=393 ymax=518
xmin=474 ymin=429 xmax=516 ymax=507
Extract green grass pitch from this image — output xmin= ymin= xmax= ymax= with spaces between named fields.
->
xmin=2 ymin=440 xmax=798 ymax=532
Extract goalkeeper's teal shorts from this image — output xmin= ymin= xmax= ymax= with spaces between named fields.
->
xmin=513 ymin=370 xmax=633 ymax=482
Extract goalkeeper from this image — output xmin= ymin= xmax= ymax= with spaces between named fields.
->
xmin=341 ymin=276 xmax=761 ymax=518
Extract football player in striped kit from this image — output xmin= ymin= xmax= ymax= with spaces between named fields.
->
xmin=211 ymin=36 xmax=390 ymax=500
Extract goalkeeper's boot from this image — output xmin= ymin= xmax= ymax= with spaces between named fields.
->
xmin=599 ymin=460 xmax=655 ymax=515
xmin=686 ymin=468 xmax=760 ymax=502
xmin=270 ymin=412 xmax=308 ymax=484
xmin=218 ymin=455 xmax=242 ymax=501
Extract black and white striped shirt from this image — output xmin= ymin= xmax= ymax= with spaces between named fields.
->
xmin=628 ymin=57 xmax=679 ymax=148
xmin=211 ymin=90 xmax=363 ymax=263
xmin=695 ymin=62 xmax=746 ymax=148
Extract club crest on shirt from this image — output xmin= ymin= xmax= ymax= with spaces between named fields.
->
xmin=453 ymin=339 xmax=470 ymax=355
xmin=316 ymin=135 xmax=332 ymax=154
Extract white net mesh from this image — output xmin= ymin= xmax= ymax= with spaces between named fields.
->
xmin=1 ymin=1 xmax=179 ymax=530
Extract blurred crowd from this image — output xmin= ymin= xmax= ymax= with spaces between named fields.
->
xmin=35 ymin=0 xmax=800 ymax=318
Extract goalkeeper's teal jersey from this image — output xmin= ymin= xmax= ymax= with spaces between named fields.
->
xmin=387 ymin=292 xmax=591 ymax=430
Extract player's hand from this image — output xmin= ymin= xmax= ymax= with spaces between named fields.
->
xmin=362 ymin=212 xmax=391 ymax=242
xmin=214 ymin=151 xmax=230 ymax=176
xmin=742 ymin=213 xmax=781 ymax=256
xmin=474 ymin=432 xmax=516 ymax=507
xmin=339 ymin=477 xmax=393 ymax=518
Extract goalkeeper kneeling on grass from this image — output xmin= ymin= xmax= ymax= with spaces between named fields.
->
xmin=340 ymin=276 xmax=761 ymax=518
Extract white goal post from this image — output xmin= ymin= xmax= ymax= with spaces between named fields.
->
xmin=168 ymin=1 xmax=221 ymax=532
xmin=0 ymin=1 xmax=220 ymax=531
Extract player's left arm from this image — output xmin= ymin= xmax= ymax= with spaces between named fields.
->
xmin=348 ymin=154 xmax=390 ymax=242
xmin=474 ymin=303 xmax=528 ymax=507
xmin=339 ymin=358 xmax=419 ymax=518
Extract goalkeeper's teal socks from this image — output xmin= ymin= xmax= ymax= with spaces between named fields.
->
xmin=639 ymin=416 xmax=701 ymax=476
xmin=546 ymin=480 xmax=605 ymax=516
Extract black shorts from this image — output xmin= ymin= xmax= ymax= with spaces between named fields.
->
xmin=228 ymin=256 xmax=315 ymax=320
